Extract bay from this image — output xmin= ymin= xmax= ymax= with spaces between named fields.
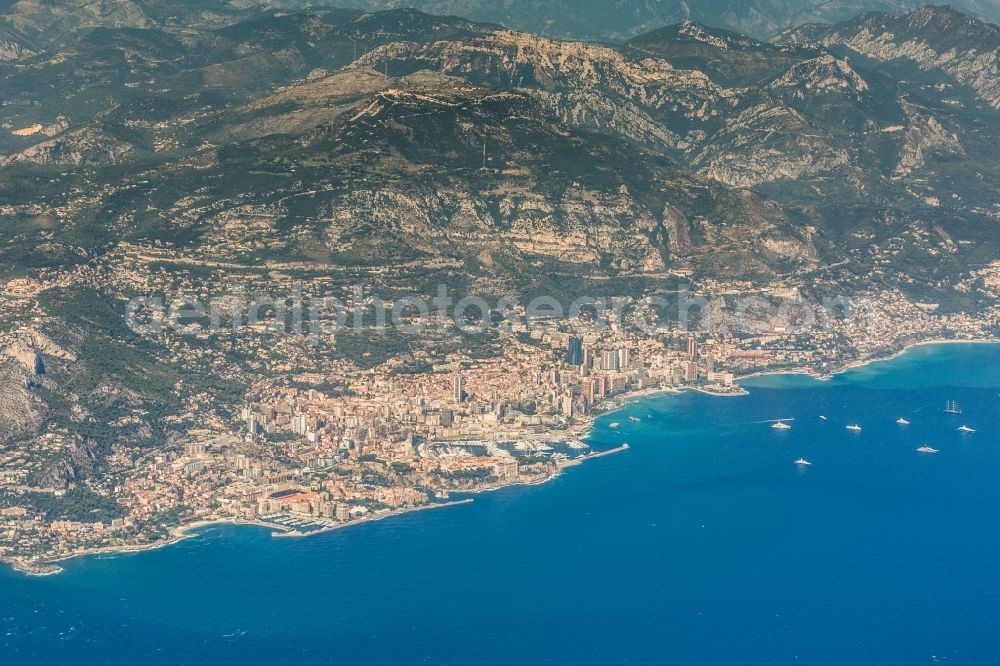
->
xmin=3 ymin=343 xmax=1000 ymax=664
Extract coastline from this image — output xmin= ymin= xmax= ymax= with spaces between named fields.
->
xmin=826 ymin=338 xmax=1000 ymax=379
xmin=270 ymin=499 xmax=474 ymax=539
xmin=4 ymin=337 xmax=995 ymax=577
xmin=0 ymin=446 xmax=630 ymax=576
xmin=3 ymin=518 xmax=284 ymax=576
xmin=738 ymin=337 xmax=999 ymax=384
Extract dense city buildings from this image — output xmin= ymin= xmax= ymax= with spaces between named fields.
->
xmin=2 ymin=240 xmax=998 ymax=572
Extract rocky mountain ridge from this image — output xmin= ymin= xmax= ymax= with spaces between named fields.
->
xmin=350 ymin=0 xmax=1000 ymax=40
xmin=776 ymin=6 xmax=1000 ymax=108
xmin=4 ymin=0 xmax=1000 ymax=53
xmin=1 ymin=5 xmax=997 ymax=286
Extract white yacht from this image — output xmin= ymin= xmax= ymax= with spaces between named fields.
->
xmin=958 ymin=425 xmax=976 ymax=433
xmin=795 ymin=458 xmax=812 ymax=466
xmin=771 ymin=421 xmax=792 ymax=430
xmin=896 ymin=417 xmax=910 ymax=426
xmin=819 ymin=415 xmax=828 ymax=421
xmin=609 ymin=422 xmax=620 ymax=429
xmin=846 ymin=424 xmax=862 ymax=432
xmin=628 ymin=416 xmax=641 ymax=423
xmin=917 ymin=446 xmax=939 ymax=454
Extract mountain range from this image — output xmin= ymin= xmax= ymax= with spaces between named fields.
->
xmin=1 ymin=3 xmax=999 ymax=463
xmin=354 ymin=0 xmax=1000 ymax=40
xmin=1 ymin=4 xmax=997 ymax=291
xmin=3 ymin=0 xmax=1000 ymax=50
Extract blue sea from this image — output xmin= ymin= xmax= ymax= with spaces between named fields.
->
xmin=3 ymin=343 xmax=1000 ymax=665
